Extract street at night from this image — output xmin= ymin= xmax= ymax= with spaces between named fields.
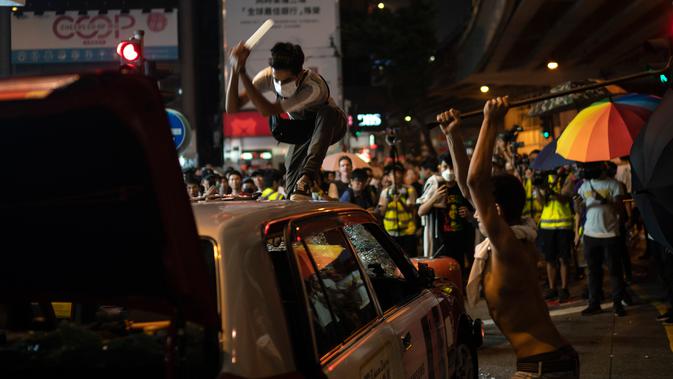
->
xmin=2 ymin=1 xmax=673 ymax=379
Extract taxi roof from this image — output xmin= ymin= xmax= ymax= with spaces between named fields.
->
xmin=191 ymin=200 xmax=363 ymax=237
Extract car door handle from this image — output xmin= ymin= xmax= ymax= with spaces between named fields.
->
xmin=401 ymin=332 xmax=412 ymax=351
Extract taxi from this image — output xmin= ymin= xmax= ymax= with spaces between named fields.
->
xmin=0 ymin=73 xmax=481 ymax=379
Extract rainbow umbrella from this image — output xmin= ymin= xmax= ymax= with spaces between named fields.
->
xmin=556 ymin=93 xmax=660 ymax=162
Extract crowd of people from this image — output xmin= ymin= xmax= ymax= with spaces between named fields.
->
xmin=208 ymin=37 xmax=673 ymax=377
xmin=184 ymin=114 xmax=673 ymax=327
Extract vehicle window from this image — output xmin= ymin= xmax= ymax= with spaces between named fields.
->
xmin=343 ymin=223 xmax=421 ymax=311
xmin=264 ymin=221 xmax=321 ymax=369
xmin=297 ymin=228 xmax=378 ymax=355
xmin=0 ymin=241 xmax=221 ymax=378
xmin=292 ymin=240 xmax=340 ymax=356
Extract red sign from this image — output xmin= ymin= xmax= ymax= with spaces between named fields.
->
xmin=223 ymin=112 xmax=271 ymax=137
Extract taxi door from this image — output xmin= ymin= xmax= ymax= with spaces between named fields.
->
xmin=339 ymin=221 xmax=449 ymax=379
xmin=288 ymin=217 xmax=405 ymax=379
xmin=385 ymin=292 xmax=448 ymax=379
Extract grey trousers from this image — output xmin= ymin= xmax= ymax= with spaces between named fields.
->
xmin=285 ymin=105 xmax=347 ymax=195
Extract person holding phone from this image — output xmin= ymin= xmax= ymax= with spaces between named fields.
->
xmin=418 ymin=162 xmax=474 ymax=276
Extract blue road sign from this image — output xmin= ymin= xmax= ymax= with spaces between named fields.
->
xmin=166 ymin=108 xmax=191 ymax=152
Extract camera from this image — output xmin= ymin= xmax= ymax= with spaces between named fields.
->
xmin=532 ymin=172 xmax=547 ymax=187
xmin=500 ymin=125 xmax=524 ymax=143
xmin=515 ymin=153 xmax=530 ymax=167
xmin=385 ymin=130 xmax=398 ymax=146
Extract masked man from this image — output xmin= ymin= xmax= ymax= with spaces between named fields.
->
xmin=226 ymin=42 xmax=346 ymax=200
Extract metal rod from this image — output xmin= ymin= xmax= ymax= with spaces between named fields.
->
xmin=427 ymin=57 xmax=672 ymax=127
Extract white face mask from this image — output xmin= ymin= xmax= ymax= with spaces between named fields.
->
xmin=273 ymin=79 xmax=298 ymax=98
xmin=441 ymin=169 xmax=455 ymax=182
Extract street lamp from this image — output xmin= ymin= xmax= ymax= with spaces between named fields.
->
xmin=480 ymin=85 xmax=490 ymax=93
xmin=377 ymin=2 xmax=385 ymax=10
xmin=547 ymin=61 xmax=559 ymax=70
xmin=404 ymin=115 xmax=412 ymax=122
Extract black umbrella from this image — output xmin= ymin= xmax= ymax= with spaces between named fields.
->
xmin=530 ymin=139 xmax=574 ymax=171
xmin=630 ymin=89 xmax=673 ymax=251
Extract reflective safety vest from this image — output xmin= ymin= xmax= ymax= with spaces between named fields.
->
xmin=523 ymin=178 xmax=543 ymax=224
xmin=383 ymin=187 xmax=416 ymax=237
xmin=261 ymin=187 xmax=285 ymax=200
xmin=539 ymin=175 xmax=573 ymax=230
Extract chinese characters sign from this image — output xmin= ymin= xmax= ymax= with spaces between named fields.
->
xmin=224 ymin=0 xmax=337 ymax=50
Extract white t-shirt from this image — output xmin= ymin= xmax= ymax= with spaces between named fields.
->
xmin=615 ymin=164 xmax=632 ymax=193
xmin=579 ymin=178 xmax=623 ymax=238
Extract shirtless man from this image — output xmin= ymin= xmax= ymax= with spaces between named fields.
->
xmin=436 ymin=97 xmax=578 ymax=378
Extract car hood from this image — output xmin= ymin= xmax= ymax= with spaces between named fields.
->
xmin=0 ymin=73 xmax=217 ymax=326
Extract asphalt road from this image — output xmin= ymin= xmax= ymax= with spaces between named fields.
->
xmin=469 ymin=239 xmax=673 ymax=379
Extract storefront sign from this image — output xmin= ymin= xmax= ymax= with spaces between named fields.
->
xmin=223 ymin=111 xmax=272 ymax=137
xmin=11 ymin=10 xmax=178 ymax=64
xmin=357 ymin=113 xmax=383 ymax=127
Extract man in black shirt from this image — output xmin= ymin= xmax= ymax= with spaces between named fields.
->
xmin=340 ymin=169 xmax=377 ymax=210
xmin=328 ymin=155 xmax=353 ymax=200
xmin=418 ymin=172 xmax=474 ymax=274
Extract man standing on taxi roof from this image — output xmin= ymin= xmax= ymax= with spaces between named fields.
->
xmin=226 ymin=41 xmax=347 ymax=200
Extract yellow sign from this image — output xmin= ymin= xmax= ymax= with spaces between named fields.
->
xmin=51 ymin=302 xmax=72 ymax=319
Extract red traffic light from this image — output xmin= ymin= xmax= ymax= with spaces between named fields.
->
xmin=116 ymin=41 xmax=142 ymax=63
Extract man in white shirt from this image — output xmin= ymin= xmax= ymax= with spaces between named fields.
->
xmin=577 ymin=162 xmax=627 ymax=316
xmin=226 ymin=42 xmax=346 ymax=200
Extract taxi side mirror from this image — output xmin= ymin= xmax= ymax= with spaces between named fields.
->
xmin=417 ymin=262 xmax=436 ymax=288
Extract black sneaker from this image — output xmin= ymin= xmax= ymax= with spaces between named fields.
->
xmin=614 ymin=303 xmax=626 ymax=317
xmin=544 ymin=288 xmax=558 ymax=301
xmin=656 ymin=309 xmax=673 ymax=322
xmin=621 ymin=291 xmax=634 ymax=306
xmin=581 ymin=304 xmax=602 ymax=316
xmin=559 ymin=288 xmax=570 ymax=302
xmin=290 ymin=176 xmax=312 ymax=201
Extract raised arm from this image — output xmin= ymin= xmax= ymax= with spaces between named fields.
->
xmin=225 ymin=42 xmax=250 ymax=113
xmin=228 ymin=42 xmax=284 ymax=117
xmin=467 ymin=97 xmax=516 ymax=248
xmin=239 ymin=70 xmax=284 ymax=117
xmin=437 ymin=109 xmax=471 ymax=203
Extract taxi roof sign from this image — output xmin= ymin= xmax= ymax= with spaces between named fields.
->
xmin=0 ymin=75 xmax=78 ymax=101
